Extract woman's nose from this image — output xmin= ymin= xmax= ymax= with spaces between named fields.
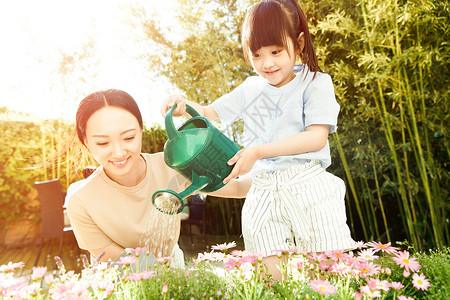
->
xmin=111 ymin=143 xmax=126 ymax=158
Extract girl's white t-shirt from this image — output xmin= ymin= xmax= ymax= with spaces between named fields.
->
xmin=212 ymin=65 xmax=340 ymax=174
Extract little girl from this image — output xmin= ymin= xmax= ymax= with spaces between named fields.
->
xmin=162 ymin=0 xmax=356 ymax=278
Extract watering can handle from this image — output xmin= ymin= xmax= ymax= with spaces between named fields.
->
xmin=165 ymin=103 xmax=202 ymax=140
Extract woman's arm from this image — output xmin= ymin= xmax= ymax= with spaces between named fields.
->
xmin=223 ymin=124 xmax=330 ymax=183
xmin=91 ymin=242 xmax=125 ymax=262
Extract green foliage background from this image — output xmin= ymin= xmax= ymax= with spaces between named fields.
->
xmin=0 ymin=110 xmax=168 ymax=231
xmin=137 ymin=0 xmax=449 ymax=249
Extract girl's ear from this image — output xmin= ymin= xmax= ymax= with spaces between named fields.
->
xmin=297 ymin=32 xmax=305 ymax=55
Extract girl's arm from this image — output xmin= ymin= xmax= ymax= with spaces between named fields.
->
xmin=223 ymin=124 xmax=330 ymax=183
xmin=207 ymin=173 xmax=252 ymax=199
xmin=160 ymin=95 xmax=219 ymax=121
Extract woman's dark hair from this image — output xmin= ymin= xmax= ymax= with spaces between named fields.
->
xmin=76 ymin=89 xmax=143 ymax=146
xmin=242 ymin=0 xmax=321 ymax=74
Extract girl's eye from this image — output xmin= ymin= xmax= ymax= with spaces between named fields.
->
xmin=125 ymin=136 xmax=135 ymax=141
xmin=272 ymin=49 xmax=283 ymax=55
xmin=96 ymin=142 xmax=109 ymax=146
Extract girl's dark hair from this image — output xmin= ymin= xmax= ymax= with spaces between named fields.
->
xmin=242 ymin=0 xmax=321 ymax=74
xmin=76 ymin=89 xmax=143 ymax=146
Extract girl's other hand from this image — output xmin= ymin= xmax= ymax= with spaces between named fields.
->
xmin=161 ymin=94 xmax=187 ymax=117
xmin=223 ymin=147 xmax=261 ymax=183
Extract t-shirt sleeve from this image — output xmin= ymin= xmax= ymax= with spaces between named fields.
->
xmin=303 ymin=73 xmax=340 ymax=133
xmin=212 ymin=78 xmax=248 ymax=124
xmin=66 ymin=194 xmax=113 ymax=251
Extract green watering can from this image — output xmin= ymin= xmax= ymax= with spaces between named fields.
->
xmin=152 ymin=103 xmax=240 ymax=214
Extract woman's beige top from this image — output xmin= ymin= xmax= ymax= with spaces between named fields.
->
xmin=66 ymin=153 xmax=187 ymax=258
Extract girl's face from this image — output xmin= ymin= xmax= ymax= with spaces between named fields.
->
xmin=84 ymin=106 xmax=143 ymax=186
xmin=249 ymin=36 xmax=297 ymax=88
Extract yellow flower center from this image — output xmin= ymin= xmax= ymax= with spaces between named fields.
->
xmin=379 ymin=245 xmax=387 ymax=249
xmin=361 ymin=268 xmax=369 ymax=273
xmin=417 ymin=280 xmax=423 ymax=285
xmin=319 ymin=286 xmax=326 ymax=291
xmin=402 ymin=258 xmax=410 ymax=265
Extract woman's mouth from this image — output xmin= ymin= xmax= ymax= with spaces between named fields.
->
xmin=110 ymin=157 xmax=129 ymax=167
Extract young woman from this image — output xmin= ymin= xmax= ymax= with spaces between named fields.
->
xmin=66 ymin=89 xmax=248 ymax=268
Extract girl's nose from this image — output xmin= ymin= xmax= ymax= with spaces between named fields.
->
xmin=263 ymin=57 xmax=275 ymax=68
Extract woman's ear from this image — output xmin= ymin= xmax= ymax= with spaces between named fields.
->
xmin=297 ymin=32 xmax=305 ymax=54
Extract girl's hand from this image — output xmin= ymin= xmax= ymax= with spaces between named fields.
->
xmin=161 ymin=94 xmax=187 ymax=117
xmin=223 ymin=147 xmax=261 ymax=183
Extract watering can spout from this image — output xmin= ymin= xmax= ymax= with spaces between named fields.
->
xmin=152 ymin=172 xmax=211 ymax=215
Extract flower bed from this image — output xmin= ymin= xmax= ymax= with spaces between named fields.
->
xmin=1 ymin=241 xmax=449 ymax=299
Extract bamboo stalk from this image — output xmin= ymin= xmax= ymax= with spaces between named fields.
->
xmin=334 ymin=132 xmax=368 ymax=240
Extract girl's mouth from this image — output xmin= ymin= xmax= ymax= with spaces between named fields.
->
xmin=265 ymin=69 xmax=279 ymax=76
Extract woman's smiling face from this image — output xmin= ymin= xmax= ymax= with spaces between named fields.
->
xmin=84 ymin=106 xmax=143 ymax=184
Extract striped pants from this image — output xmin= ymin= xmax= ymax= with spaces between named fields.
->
xmin=242 ymin=160 xmax=356 ymax=256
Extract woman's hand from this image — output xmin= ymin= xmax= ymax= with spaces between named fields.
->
xmin=161 ymin=94 xmax=187 ymax=117
xmin=223 ymin=147 xmax=261 ymax=183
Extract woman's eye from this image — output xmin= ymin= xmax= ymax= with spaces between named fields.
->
xmin=96 ymin=142 xmax=108 ymax=146
xmin=125 ymin=136 xmax=135 ymax=141
xmin=272 ymin=49 xmax=283 ymax=55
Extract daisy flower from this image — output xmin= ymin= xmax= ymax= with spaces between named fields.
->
xmin=357 ymin=248 xmax=379 ymax=261
xmin=355 ymin=261 xmax=380 ymax=277
xmin=392 ymin=250 xmax=421 ymax=273
xmin=366 ymin=242 xmax=398 ymax=254
xmin=412 ymin=273 xmax=431 ymax=291
xmin=211 ymin=241 xmax=237 ymax=252
xmin=367 ymin=278 xmax=390 ymax=292
xmin=390 ymin=281 xmax=404 ymax=290
xmin=397 ymin=296 xmax=414 ymax=300
xmin=309 ymin=279 xmax=337 ymax=296
xmin=360 ymin=285 xmax=382 ymax=298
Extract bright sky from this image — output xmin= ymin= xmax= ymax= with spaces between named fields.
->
xmin=0 ymin=0 xmax=179 ymax=126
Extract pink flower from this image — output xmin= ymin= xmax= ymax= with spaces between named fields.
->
xmin=125 ymin=270 xmax=156 ymax=281
xmin=156 ymin=256 xmax=173 ymax=264
xmin=211 ymin=241 xmax=237 ymax=252
xmin=412 ymin=273 xmax=430 ymax=291
xmin=354 ymin=291 xmax=363 ymax=300
xmin=223 ymin=257 xmax=242 ymax=271
xmin=98 ymin=280 xmax=115 ymax=296
xmin=360 ymin=285 xmax=382 ymax=298
xmin=357 ymin=248 xmax=379 ymax=261
xmin=44 ymin=274 xmax=54 ymax=286
xmin=330 ymin=261 xmax=352 ymax=276
xmin=397 ymin=296 xmax=414 ymax=300
xmin=355 ymin=261 xmax=380 ymax=277
xmin=390 ymin=281 xmax=404 ymax=290
xmin=392 ymin=250 xmax=421 ymax=273
xmin=367 ymin=278 xmax=390 ymax=292
xmin=273 ymin=248 xmax=298 ymax=255
xmin=366 ymin=242 xmax=398 ymax=254
xmin=125 ymin=247 xmax=148 ymax=257
xmin=309 ymin=279 xmax=337 ymax=296
xmin=31 ymin=266 xmax=47 ymax=281
xmin=162 ymin=284 xmax=169 ymax=294
xmin=115 ymin=256 xmax=137 ymax=266
xmin=324 ymin=250 xmax=347 ymax=261
xmin=0 ymin=262 xmax=25 ymax=273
